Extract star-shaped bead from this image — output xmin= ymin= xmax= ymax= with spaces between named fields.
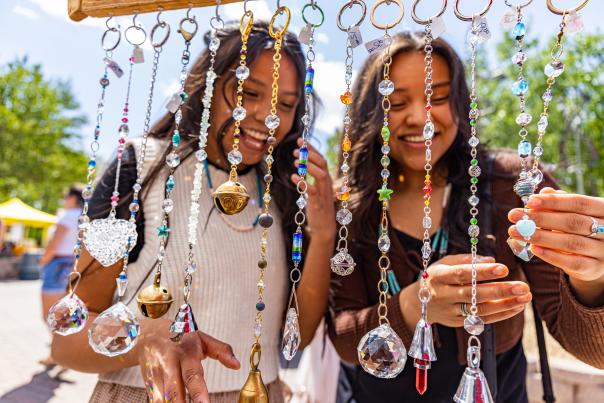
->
xmin=377 ymin=186 xmax=393 ymax=201
xmin=157 ymin=224 xmax=170 ymax=238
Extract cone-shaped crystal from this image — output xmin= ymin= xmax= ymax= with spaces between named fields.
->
xmin=169 ymin=303 xmax=198 ymax=341
xmin=507 ymin=237 xmax=534 ymax=262
xmin=357 ymin=323 xmax=406 ymax=379
xmin=282 ymin=308 xmax=301 ymax=361
xmin=47 ymin=293 xmax=89 ymax=336
xmin=88 ymin=302 xmax=139 ymax=357
xmin=408 ymin=318 xmax=437 ymax=362
xmin=454 ymin=367 xmax=495 ymax=403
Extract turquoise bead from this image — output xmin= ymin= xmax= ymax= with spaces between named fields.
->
xmin=512 ymin=22 xmax=526 ymax=39
xmin=518 ymin=140 xmax=532 ymax=157
xmin=512 ymin=79 xmax=529 ymax=96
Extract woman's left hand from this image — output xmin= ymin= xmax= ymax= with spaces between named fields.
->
xmin=508 ymin=187 xmax=604 ymax=301
xmin=291 ymin=137 xmax=336 ymax=241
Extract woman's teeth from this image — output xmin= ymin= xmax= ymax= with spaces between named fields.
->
xmin=402 ymin=135 xmax=424 ymax=143
xmin=244 ymin=128 xmax=269 ymax=142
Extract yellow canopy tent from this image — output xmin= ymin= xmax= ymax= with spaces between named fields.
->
xmin=0 ymin=198 xmax=57 ymax=246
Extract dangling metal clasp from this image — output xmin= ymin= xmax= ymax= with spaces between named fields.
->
xmin=178 ymin=6 xmax=199 ymax=42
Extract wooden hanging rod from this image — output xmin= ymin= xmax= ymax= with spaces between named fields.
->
xmin=68 ymin=0 xmax=243 ymax=22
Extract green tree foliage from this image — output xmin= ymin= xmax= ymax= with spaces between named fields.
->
xmin=0 ymin=58 xmax=88 ymax=213
xmin=478 ymin=30 xmax=604 ymax=195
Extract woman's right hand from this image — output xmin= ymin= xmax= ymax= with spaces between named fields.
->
xmin=137 ymin=319 xmax=240 ymax=403
xmin=399 ymin=254 xmax=532 ymax=330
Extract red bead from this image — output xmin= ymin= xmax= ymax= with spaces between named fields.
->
xmin=123 ymin=107 xmax=129 ymax=112
xmin=423 ymin=185 xmax=432 ymax=194
xmin=119 ymin=138 xmax=125 ymax=144
xmin=415 ymin=361 xmax=429 ymax=395
xmin=110 ymin=195 xmax=119 ymax=202
xmin=425 ymin=104 xmax=432 ymax=111
xmin=122 ymin=117 xmax=128 ymax=123
xmin=422 ymin=271 xmax=429 ymax=279
xmin=129 ymin=57 xmax=134 ymax=63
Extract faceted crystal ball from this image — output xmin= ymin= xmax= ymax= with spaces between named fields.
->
xmin=88 ymin=302 xmax=140 ymax=357
xmin=357 ymin=323 xmax=407 ymax=379
xmin=47 ymin=293 xmax=89 ymax=336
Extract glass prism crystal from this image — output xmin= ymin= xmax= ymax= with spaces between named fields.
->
xmin=357 ymin=323 xmax=407 ymax=379
xmin=116 ymin=271 xmax=128 ymax=297
xmin=337 ymin=208 xmax=353 ymax=225
xmin=331 ymin=249 xmax=356 ymax=276
xmin=511 ymin=51 xmax=526 ymax=65
xmin=463 ymin=315 xmax=484 ymax=336
xmin=542 ymin=89 xmax=553 ymax=104
xmin=507 ymin=237 xmax=534 ymax=262
xmin=423 ymin=122 xmax=434 ymax=140
xmin=166 ymin=152 xmax=180 ymax=168
xmin=537 ymin=116 xmax=548 ymax=132
xmin=421 ymin=243 xmax=432 ymax=259
xmin=378 ymin=234 xmax=391 ymax=253
xmin=88 ymin=302 xmax=140 ymax=357
xmin=515 ymin=112 xmax=532 ymax=126
xmin=544 ymin=60 xmax=564 ymax=78
xmin=265 ymin=114 xmax=280 ymax=130
xmin=282 ymin=308 xmax=301 ymax=361
xmin=227 ymin=150 xmax=243 ymax=165
xmin=170 ymin=303 xmax=198 ymax=342
xmin=378 ymin=79 xmax=394 ymax=96
xmin=163 ymin=198 xmax=174 ymax=213
xmin=235 ymin=65 xmax=250 ymax=80
xmin=82 ymin=217 xmax=138 ymax=267
xmin=47 ymin=293 xmax=89 ymax=336
xmin=530 ymin=168 xmax=544 ymax=185
xmin=467 ymin=17 xmax=491 ymax=44
xmin=423 ymin=216 xmax=432 ymax=229
xmin=233 ymin=106 xmax=246 ymax=121
xmin=296 ymin=195 xmax=307 ymax=209
xmin=468 ymin=136 xmax=479 ymax=147
xmin=468 ymin=195 xmax=479 ymax=207
xmin=209 ymin=36 xmax=221 ymax=51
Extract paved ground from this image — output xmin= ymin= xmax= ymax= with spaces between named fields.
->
xmin=0 ymin=280 xmax=97 ymax=403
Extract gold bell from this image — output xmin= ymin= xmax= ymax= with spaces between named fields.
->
xmin=238 ymin=343 xmax=269 ymax=403
xmin=136 ymin=273 xmax=173 ymax=318
xmin=212 ymin=174 xmax=250 ymax=215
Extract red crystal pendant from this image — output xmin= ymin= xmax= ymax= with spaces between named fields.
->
xmin=475 ymin=372 xmax=484 ymax=403
xmin=415 ymin=358 xmax=429 ymax=395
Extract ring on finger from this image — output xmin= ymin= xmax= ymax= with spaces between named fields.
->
xmin=589 ymin=217 xmax=604 ymax=237
xmin=460 ymin=302 xmax=471 ymax=317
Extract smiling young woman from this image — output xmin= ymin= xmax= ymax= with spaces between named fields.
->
xmin=328 ymin=31 xmax=604 ymax=403
xmin=50 ymin=22 xmax=335 ymax=403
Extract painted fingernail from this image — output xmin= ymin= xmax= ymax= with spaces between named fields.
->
xmin=527 ymin=195 xmax=542 ymax=207
xmin=512 ymin=285 xmax=527 ymax=295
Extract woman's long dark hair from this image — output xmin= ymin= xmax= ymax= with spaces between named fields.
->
xmin=344 ymin=31 xmax=492 ymax=257
xmin=91 ymin=21 xmax=313 ymax=265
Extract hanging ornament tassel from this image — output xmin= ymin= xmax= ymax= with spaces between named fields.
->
xmin=213 ymin=9 xmax=254 ymax=215
xmin=357 ymin=0 xmax=406 ymax=379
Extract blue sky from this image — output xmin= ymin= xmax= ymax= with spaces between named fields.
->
xmin=0 ymin=0 xmax=602 ymax=160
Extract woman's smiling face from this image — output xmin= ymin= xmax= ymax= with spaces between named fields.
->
xmin=386 ymin=50 xmax=458 ymax=174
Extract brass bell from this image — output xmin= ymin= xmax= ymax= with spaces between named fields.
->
xmin=213 ymin=171 xmax=250 ymax=215
xmin=136 ymin=273 xmax=173 ymax=318
xmin=238 ymin=343 xmax=269 ymax=403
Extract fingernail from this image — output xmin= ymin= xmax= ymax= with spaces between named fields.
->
xmin=527 ymin=195 xmax=542 ymax=207
xmin=531 ymin=245 xmax=543 ymax=254
xmin=517 ymin=294 xmax=531 ymax=303
xmin=493 ymin=265 xmax=506 ymax=275
xmin=512 ymin=285 xmax=527 ymax=295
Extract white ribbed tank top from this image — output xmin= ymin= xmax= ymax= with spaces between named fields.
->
xmin=99 ymin=137 xmax=288 ymax=393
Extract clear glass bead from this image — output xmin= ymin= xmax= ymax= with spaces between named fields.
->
xmin=381 ymin=145 xmax=391 ymax=154
xmin=533 ymin=146 xmax=543 ymax=157
xmin=228 ymin=150 xmax=243 ymax=165
xmin=468 ymin=224 xmax=480 ymax=237
xmin=357 ymin=324 xmax=406 ymax=379
xmin=282 ymin=308 xmax=301 ymax=361
xmin=343 ymin=116 xmax=352 ymax=125
xmin=296 ymin=195 xmax=307 ymax=209
xmin=118 ymin=124 xmax=129 ymax=136
xmin=337 ymin=208 xmax=353 ymax=225
xmin=185 ymin=263 xmax=197 ymax=274
xmin=381 ymin=169 xmax=390 ymax=179
xmin=378 ymin=80 xmax=394 ymax=96
xmin=195 ymin=149 xmax=207 ymax=161
xmin=542 ymin=89 xmax=553 ymax=104
xmin=341 ymin=163 xmax=350 ymax=173
xmin=464 ymin=314 xmax=484 ymax=336
xmin=537 ymin=116 xmax=548 ymax=132
xmin=423 ymin=216 xmax=432 ymax=229
xmin=378 ymin=234 xmax=391 ymax=253
xmin=422 ymin=243 xmax=432 ymax=259
xmin=468 ymin=136 xmax=480 ymax=147
xmin=544 ymin=60 xmax=564 ymax=78
xmin=468 ymin=195 xmax=480 ymax=206
xmin=265 ymin=114 xmax=280 ymax=130
xmin=301 ymin=114 xmax=311 ymax=126
xmin=166 ymin=152 xmax=180 ymax=168
xmin=232 ymin=106 xmax=246 ymax=121
xmin=265 ymin=155 xmax=274 ymax=165
xmin=468 ymin=165 xmax=481 ymax=177
xmin=511 ymin=51 xmax=526 ymax=65
xmin=209 ymin=37 xmax=221 ymax=52
xmin=163 ymin=199 xmax=174 ymax=213
xmin=423 ymin=122 xmax=435 ymax=140
xmin=515 ymin=112 xmax=532 ymax=126
xmin=235 ymin=65 xmax=249 ymax=80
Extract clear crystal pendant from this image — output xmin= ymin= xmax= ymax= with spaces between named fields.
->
xmin=282 ymin=307 xmax=301 ymax=361
xmin=454 ymin=345 xmax=494 ymax=403
xmin=330 ymin=249 xmax=356 ymax=276
xmin=507 ymin=237 xmax=534 ymax=262
xmin=47 ymin=293 xmax=89 ymax=336
xmin=88 ymin=301 xmax=140 ymax=357
xmin=357 ymin=323 xmax=407 ymax=379
xmin=82 ymin=217 xmax=137 ymax=267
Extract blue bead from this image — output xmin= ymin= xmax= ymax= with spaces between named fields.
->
xmin=293 ymin=232 xmax=303 ymax=248
xmin=297 ymin=163 xmax=307 ymax=176
xmin=292 ymin=252 xmax=302 ymax=263
xmin=88 ymin=160 xmax=96 ymax=167
xmin=518 ymin=140 xmax=532 ymax=157
xmin=304 ymin=67 xmax=315 ymax=93
xmin=512 ymin=79 xmax=529 ymax=96
xmin=511 ymin=22 xmax=526 ymax=39
xmin=256 ymin=301 xmax=265 ymax=311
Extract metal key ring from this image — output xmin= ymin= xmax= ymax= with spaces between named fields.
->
xmin=412 ymin=0 xmax=447 ymax=25
xmin=101 ymin=25 xmax=121 ymax=52
xmin=211 ymin=0 xmax=225 ymax=30
xmin=370 ymin=0 xmax=404 ymax=31
xmin=151 ymin=11 xmax=171 ymax=48
xmin=337 ymin=0 xmax=367 ymax=32
xmin=504 ymin=0 xmax=533 ymax=8
xmin=125 ymin=14 xmax=147 ymax=46
xmin=269 ymin=6 xmax=291 ymax=38
xmin=454 ymin=0 xmax=493 ymax=21
xmin=178 ymin=15 xmax=199 ymax=42
xmin=240 ymin=10 xmax=254 ymax=40
xmin=546 ymin=0 xmax=589 ymax=15
xmin=302 ymin=2 xmax=325 ymax=28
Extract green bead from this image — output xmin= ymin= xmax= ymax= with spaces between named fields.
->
xmin=381 ymin=155 xmax=390 ymax=167
xmin=180 ymin=91 xmax=188 ymax=101
xmin=470 ymin=119 xmax=477 ymax=126
xmin=470 ymin=237 xmax=479 ymax=245
xmin=470 ymin=102 xmax=478 ymax=109
xmin=172 ymin=133 xmax=181 ymax=146
xmin=470 ymin=217 xmax=478 ymax=225
xmin=381 ymin=126 xmax=390 ymax=141
xmin=377 ymin=186 xmax=394 ymax=201
xmin=471 ymin=159 xmax=478 ymax=165
xmin=471 ymin=177 xmax=478 ymax=184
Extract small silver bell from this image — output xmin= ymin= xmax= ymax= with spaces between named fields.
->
xmin=454 ymin=345 xmax=494 ymax=403
xmin=169 ymin=303 xmax=198 ymax=342
xmin=408 ymin=306 xmax=437 ymax=395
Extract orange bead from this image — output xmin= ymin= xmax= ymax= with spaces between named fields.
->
xmin=337 ymin=191 xmax=350 ymax=201
xmin=342 ymin=137 xmax=352 ymax=152
xmin=340 ymin=91 xmax=352 ymax=105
